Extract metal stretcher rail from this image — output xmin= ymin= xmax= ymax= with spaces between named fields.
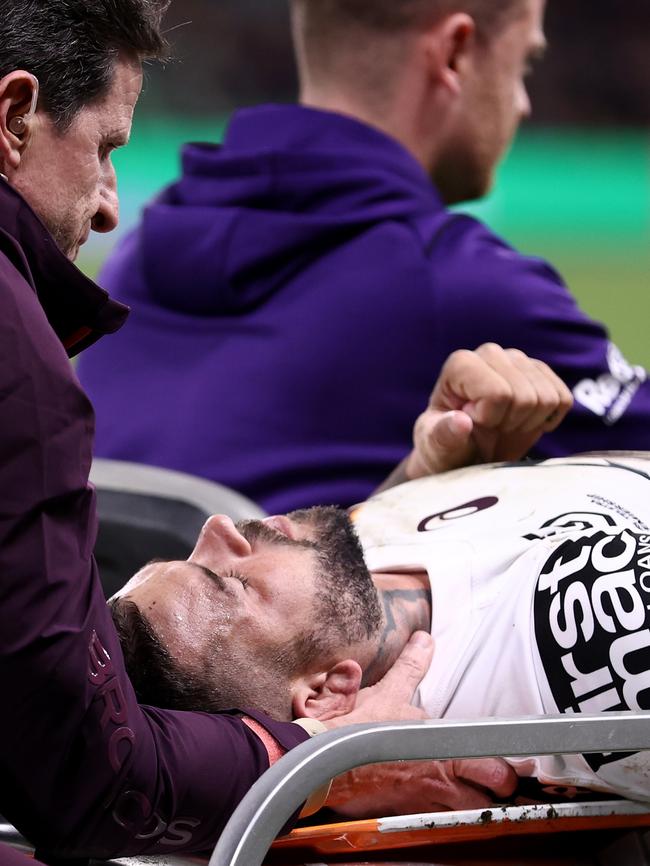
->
xmin=210 ymin=712 xmax=650 ymax=866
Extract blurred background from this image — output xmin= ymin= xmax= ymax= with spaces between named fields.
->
xmin=79 ymin=0 xmax=650 ymax=366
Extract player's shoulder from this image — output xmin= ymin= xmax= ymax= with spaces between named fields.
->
xmin=423 ymin=212 xmax=564 ymax=294
xmin=413 ymin=211 xmax=591 ymax=348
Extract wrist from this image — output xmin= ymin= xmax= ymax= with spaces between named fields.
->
xmin=292 ymin=718 xmax=332 ymax=816
xmin=292 ymin=717 xmax=328 ymax=737
xmin=403 ymin=448 xmax=430 ymax=480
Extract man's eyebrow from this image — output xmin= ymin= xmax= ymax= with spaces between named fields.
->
xmin=186 ymin=561 xmax=227 ymax=589
xmin=142 ymin=557 xmax=227 ymax=589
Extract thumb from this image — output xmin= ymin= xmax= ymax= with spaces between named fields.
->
xmin=411 ymin=410 xmax=474 ymax=477
xmin=374 ymin=631 xmax=434 ymax=699
xmin=324 ymin=632 xmax=434 ymax=728
xmin=431 ymin=410 xmax=474 ymax=456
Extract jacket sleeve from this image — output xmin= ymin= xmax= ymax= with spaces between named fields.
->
xmin=0 ymin=842 xmax=46 ymax=866
xmin=0 ymin=259 xmax=308 ymax=859
xmin=429 ymin=216 xmax=650 ymax=455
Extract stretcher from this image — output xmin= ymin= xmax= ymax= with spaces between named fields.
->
xmin=4 ymin=466 xmax=650 ymax=864
xmin=211 ymin=712 xmax=650 ymax=866
xmin=4 ymin=712 xmax=650 ymax=865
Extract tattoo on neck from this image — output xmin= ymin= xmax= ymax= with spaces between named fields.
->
xmin=362 ymin=585 xmax=432 ymax=686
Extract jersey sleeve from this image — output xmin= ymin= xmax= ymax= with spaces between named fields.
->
xmin=0 ymin=260 xmax=308 ymax=859
xmin=429 ymin=216 xmax=650 ymax=455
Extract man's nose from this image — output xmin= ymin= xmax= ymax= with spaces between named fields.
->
xmin=190 ymin=515 xmax=252 ymax=561
xmin=91 ymin=166 xmax=119 ymax=234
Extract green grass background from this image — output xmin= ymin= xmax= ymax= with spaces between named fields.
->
xmin=78 ymin=117 xmax=650 ymax=368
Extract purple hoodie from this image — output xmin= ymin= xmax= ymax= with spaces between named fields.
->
xmin=78 ymin=105 xmax=650 ymax=513
xmin=0 ymin=179 xmax=307 ymax=860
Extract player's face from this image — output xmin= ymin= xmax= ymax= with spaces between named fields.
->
xmin=115 ymin=508 xmax=368 ymax=679
xmin=434 ymin=0 xmax=547 ymax=203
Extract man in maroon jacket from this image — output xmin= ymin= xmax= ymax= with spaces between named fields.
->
xmin=0 ymin=2 xmax=512 ymax=862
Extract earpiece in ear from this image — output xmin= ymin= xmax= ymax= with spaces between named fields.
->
xmin=8 ymin=116 xmax=27 ymax=136
xmin=7 ymin=75 xmax=39 ymax=138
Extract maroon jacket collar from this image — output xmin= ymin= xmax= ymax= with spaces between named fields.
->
xmin=0 ymin=178 xmax=128 ymax=357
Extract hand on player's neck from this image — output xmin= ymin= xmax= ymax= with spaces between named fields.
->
xmin=362 ymin=571 xmax=431 ymax=687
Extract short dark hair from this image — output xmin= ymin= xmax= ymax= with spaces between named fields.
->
xmin=0 ymin=0 xmax=169 ymax=130
xmin=292 ymin=0 xmax=526 ymax=41
xmin=109 ymin=597 xmax=224 ymax=712
xmin=291 ymin=0 xmax=528 ymax=106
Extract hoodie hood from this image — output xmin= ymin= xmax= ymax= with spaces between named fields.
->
xmin=139 ymin=104 xmax=443 ymax=315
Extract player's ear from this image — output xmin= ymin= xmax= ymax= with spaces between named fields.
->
xmin=291 ymin=660 xmax=362 ymax=721
xmin=422 ymin=12 xmax=476 ymax=96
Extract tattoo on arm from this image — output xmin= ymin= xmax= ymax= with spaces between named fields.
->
xmin=362 ymin=586 xmax=432 ymax=687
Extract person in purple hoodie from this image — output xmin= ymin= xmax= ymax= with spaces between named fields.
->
xmin=0 ymin=2 xmax=467 ymax=862
xmin=78 ymin=0 xmax=649 ymax=515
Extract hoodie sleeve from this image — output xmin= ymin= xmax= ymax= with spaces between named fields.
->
xmin=0 ymin=255 xmax=308 ymax=860
xmin=429 ymin=216 xmax=650 ymax=456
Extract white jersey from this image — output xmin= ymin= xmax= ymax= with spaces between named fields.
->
xmin=351 ymin=455 xmax=650 ymax=801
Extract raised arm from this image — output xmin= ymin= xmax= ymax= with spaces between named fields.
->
xmin=430 ymin=218 xmax=649 ymax=458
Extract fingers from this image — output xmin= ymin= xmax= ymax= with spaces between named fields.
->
xmin=500 ymin=353 xmax=559 ymax=433
xmin=533 ymin=359 xmax=573 ymax=431
xmin=327 ymin=632 xmax=434 ymax=728
xmin=469 ymin=344 xmax=541 ymax=431
xmin=431 ymin=779 xmax=494 ymax=812
xmin=469 ymin=344 xmax=570 ymax=433
xmin=434 ymin=343 xmax=571 ymax=432
xmin=432 ymin=347 xmax=513 ymax=427
xmin=454 ymin=757 xmax=518 ymax=799
xmin=328 ymin=758 xmax=514 ymax=818
xmin=374 ymin=630 xmax=434 ymax=704
xmin=476 ymin=347 xmax=571 ymax=434
xmin=428 ymin=344 xmax=573 ymax=464
xmin=407 ymin=409 xmax=475 ymax=477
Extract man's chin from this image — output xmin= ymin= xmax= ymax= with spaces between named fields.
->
xmin=431 ymin=153 xmax=496 ymax=205
xmin=438 ymin=172 xmax=493 ymax=206
xmin=67 ymin=234 xmax=89 ymax=262
xmin=47 ymin=228 xmax=80 ymax=261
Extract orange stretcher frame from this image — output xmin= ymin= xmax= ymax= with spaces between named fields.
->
xmin=271 ymin=801 xmax=650 ymax=857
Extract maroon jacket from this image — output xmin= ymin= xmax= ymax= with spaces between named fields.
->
xmin=0 ymin=180 xmax=308 ymax=859
xmin=0 ymin=843 xmax=44 ymax=865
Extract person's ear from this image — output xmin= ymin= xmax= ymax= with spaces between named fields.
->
xmin=291 ymin=660 xmax=363 ymax=721
xmin=0 ymin=71 xmax=39 ymax=174
xmin=423 ymin=13 xmax=477 ymax=97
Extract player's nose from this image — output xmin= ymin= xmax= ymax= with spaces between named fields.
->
xmin=190 ymin=514 xmax=252 ymax=562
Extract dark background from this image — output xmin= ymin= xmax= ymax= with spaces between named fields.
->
xmin=147 ymin=0 xmax=650 ymax=125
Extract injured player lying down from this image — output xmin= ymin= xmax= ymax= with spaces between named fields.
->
xmin=111 ymin=452 xmax=650 ymax=805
